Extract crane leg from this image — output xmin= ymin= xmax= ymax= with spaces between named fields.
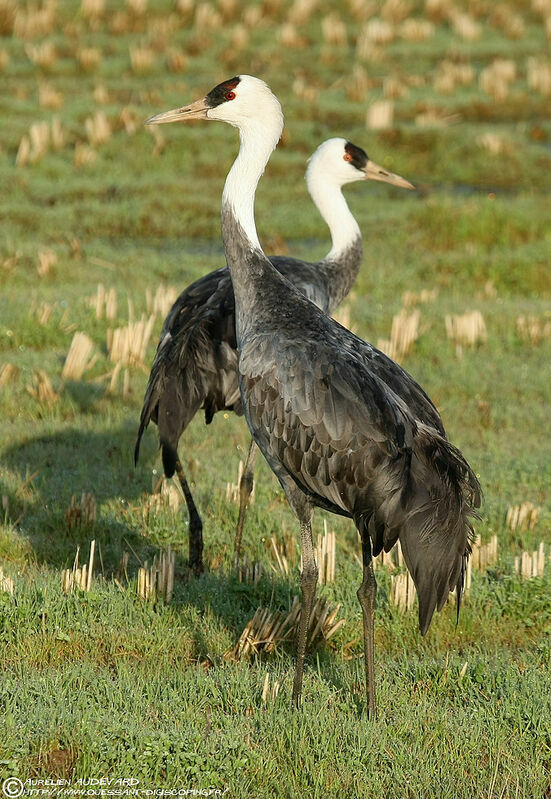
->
xmin=292 ymin=516 xmax=318 ymax=707
xmin=357 ymin=527 xmax=377 ymax=718
xmin=174 ymin=458 xmax=203 ymax=576
xmin=233 ymin=438 xmax=258 ymax=568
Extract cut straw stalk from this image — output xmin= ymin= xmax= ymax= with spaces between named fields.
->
xmin=227 ymin=594 xmax=345 ymax=661
xmin=77 ymin=47 xmax=101 ymax=71
xmin=479 ymin=59 xmax=517 ymax=101
xmin=270 ymin=535 xmax=289 ymax=576
xmin=61 ymin=539 xmax=96 ymax=593
xmin=74 ymin=143 xmax=97 ymax=167
xmin=288 ymin=0 xmax=318 ymax=25
xmin=25 ymin=41 xmax=57 ymax=68
xmin=39 ymin=83 xmax=63 ymax=109
xmin=321 ymin=12 xmax=347 ymax=46
xmin=235 ymin=557 xmax=263 ymax=584
xmin=400 ymin=18 xmax=434 ymax=41
xmin=62 ymin=332 xmax=96 ymax=381
xmin=81 ymin=0 xmax=106 ymax=20
xmin=433 ymin=60 xmax=475 ymax=94
xmin=526 ymin=57 xmax=551 ymax=95
xmin=332 ymin=303 xmax=352 ymax=331
xmin=16 ymin=3 xmax=57 ymax=37
xmin=390 ymin=571 xmax=416 ymax=611
xmin=450 ymin=11 xmax=480 ymax=40
xmin=366 ymin=99 xmax=394 ymax=130
xmin=506 ymin=501 xmax=540 ymax=531
xmin=261 ymin=673 xmax=280 ymax=704
xmin=107 ymin=313 xmax=156 ymax=367
xmin=371 ymin=538 xmax=405 ymax=571
xmin=445 ymin=310 xmax=487 ymax=357
xmin=32 ymin=301 xmax=53 ymax=325
xmin=377 ymin=308 xmax=420 ymax=362
xmin=0 ymin=566 xmax=15 ymax=596
xmin=145 ymin=284 xmax=178 ymax=316
xmin=85 ymin=110 xmax=111 ymax=145
xmin=315 ymin=520 xmax=335 ymax=585
xmin=16 ymin=121 xmax=48 ymax=165
xmin=129 ymin=45 xmax=155 ymax=74
xmin=0 ymin=363 xmax=20 ymax=387
xmin=145 ymin=477 xmax=182 ymax=516
xmin=268 ymin=528 xmax=296 ymax=577
xmin=137 ymin=547 xmax=176 ymax=603
xmin=225 ymin=459 xmax=254 ymax=505
xmin=89 ymin=283 xmax=117 ymax=320
xmin=402 ymin=288 xmax=438 ymax=307
xmin=514 ymin=543 xmax=546 ymax=579
xmin=65 ymin=493 xmax=97 ymax=529
xmin=37 ymin=247 xmax=57 ymax=276
xmin=26 ymin=369 xmax=58 ymax=404
xmin=516 ymin=314 xmax=551 ymax=345
xmin=470 ymin=534 xmax=498 ymax=571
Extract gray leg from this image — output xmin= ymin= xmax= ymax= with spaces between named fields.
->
xmin=292 ymin=513 xmax=318 ymax=707
xmin=233 ymin=438 xmax=258 ymax=567
xmin=261 ymin=471 xmax=316 ymax=708
xmin=357 ymin=526 xmax=377 ymax=718
xmin=174 ymin=458 xmax=203 ymax=576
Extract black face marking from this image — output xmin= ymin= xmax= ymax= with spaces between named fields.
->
xmin=205 ymin=77 xmax=241 ymax=108
xmin=344 ymin=141 xmax=368 ymax=171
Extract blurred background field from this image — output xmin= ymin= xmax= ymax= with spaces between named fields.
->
xmin=0 ymin=0 xmax=551 ymax=795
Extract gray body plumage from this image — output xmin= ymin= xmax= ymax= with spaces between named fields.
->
xmin=223 ymin=205 xmax=480 ymax=634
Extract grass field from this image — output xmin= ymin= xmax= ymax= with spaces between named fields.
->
xmin=1 ymin=0 xmax=551 ymax=795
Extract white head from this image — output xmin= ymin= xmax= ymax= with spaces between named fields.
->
xmin=305 ymin=138 xmax=413 ymax=259
xmin=146 ymin=76 xmax=285 ymax=251
xmin=307 ymin=137 xmax=414 ymax=190
xmin=145 ymin=75 xmax=284 ymax=141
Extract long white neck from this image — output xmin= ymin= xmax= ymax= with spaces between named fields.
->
xmin=220 ymin=114 xmax=283 ymax=341
xmin=306 ymin=168 xmax=361 ymax=261
xmin=221 ymin=119 xmax=281 ymax=252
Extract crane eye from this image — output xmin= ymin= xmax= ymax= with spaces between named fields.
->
xmin=225 ymin=90 xmax=236 ymax=101
xmin=343 ymin=153 xmax=353 ymax=162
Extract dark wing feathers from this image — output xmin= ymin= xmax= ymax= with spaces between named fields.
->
xmin=348 ymin=333 xmax=445 ymax=437
xmin=135 ymin=256 xmax=333 ymax=474
xmin=241 ymin=335 xmax=416 ymax=517
xmin=240 ymin=326 xmax=480 ymax=635
xmin=270 ymin=256 xmax=332 ymax=312
xmin=134 ymin=267 xmax=240 ymax=476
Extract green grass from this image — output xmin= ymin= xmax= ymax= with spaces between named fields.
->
xmin=1 ymin=0 xmax=551 ymax=795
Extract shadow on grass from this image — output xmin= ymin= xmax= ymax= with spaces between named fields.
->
xmin=1 ymin=420 xmax=356 ymax=690
xmin=62 ymin=381 xmax=108 ymax=414
xmin=165 ymin=565 xmax=363 ymax=702
xmin=1 ymin=420 xmax=151 ymax=570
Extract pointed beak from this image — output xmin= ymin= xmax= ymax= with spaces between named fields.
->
xmin=145 ymin=97 xmax=210 ymax=125
xmin=363 ymin=159 xmax=414 ymax=190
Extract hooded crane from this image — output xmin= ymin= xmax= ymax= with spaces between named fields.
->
xmin=145 ymin=76 xmax=481 ymax=717
xmin=135 ymin=137 xmax=413 ymax=575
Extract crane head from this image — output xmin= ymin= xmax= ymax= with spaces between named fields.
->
xmin=145 ymin=75 xmax=284 ymax=136
xmin=307 ymin=138 xmax=414 ymax=190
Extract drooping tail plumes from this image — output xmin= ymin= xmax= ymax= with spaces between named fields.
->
xmin=398 ymin=429 xmax=481 ymax=634
xmin=357 ymin=427 xmax=481 ymax=635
